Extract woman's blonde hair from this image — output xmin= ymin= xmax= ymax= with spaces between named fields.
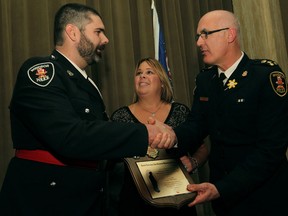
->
xmin=133 ymin=57 xmax=173 ymax=103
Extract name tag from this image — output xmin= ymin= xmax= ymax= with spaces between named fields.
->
xmin=200 ymin=97 xmax=209 ymax=101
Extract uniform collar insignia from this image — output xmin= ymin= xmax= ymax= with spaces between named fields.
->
xmin=227 ymin=79 xmax=238 ymax=89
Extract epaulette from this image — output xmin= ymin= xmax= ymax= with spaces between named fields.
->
xmin=253 ymin=59 xmax=278 ymax=66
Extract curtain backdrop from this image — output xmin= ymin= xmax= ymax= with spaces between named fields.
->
xmin=280 ymin=0 xmax=288 ymax=58
xmin=233 ymin=0 xmax=288 ymax=73
xmin=2 ymin=0 xmax=288 ymax=215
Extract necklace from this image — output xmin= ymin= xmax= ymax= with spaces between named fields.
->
xmin=138 ymin=102 xmax=163 ymax=117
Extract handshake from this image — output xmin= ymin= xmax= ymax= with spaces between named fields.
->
xmin=145 ymin=117 xmax=177 ymax=149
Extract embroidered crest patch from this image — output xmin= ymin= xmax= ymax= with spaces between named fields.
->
xmin=27 ymin=62 xmax=55 ymax=87
xmin=269 ymin=71 xmax=287 ymax=97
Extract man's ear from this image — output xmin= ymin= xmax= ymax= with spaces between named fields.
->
xmin=228 ymin=28 xmax=237 ymax=43
xmin=65 ymin=24 xmax=79 ymax=42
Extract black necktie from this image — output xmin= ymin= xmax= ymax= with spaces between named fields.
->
xmin=218 ymin=73 xmax=226 ymax=88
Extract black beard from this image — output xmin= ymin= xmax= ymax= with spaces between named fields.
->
xmin=77 ymin=33 xmax=99 ymax=65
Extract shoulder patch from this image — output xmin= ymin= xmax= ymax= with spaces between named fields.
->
xmin=269 ymin=71 xmax=287 ymax=97
xmin=27 ymin=62 xmax=55 ymax=87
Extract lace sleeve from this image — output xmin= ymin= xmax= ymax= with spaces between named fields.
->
xmin=166 ymin=102 xmax=190 ymax=128
xmin=110 ymin=106 xmax=136 ymax=123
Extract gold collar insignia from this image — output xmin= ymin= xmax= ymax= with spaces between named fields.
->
xmin=227 ymin=79 xmax=238 ymax=89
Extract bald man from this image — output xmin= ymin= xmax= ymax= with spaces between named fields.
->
xmin=175 ymin=10 xmax=288 ymax=216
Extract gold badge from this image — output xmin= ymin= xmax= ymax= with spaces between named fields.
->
xmin=269 ymin=71 xmax=287 ymax=97
xmin=227 ymin=79 xmax=238 ymax=89
xmin=147 ymin=147 xmax=159 ymax=159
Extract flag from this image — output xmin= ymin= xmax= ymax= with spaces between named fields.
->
xmin=151 ymin=0 xmax=172 ymax=80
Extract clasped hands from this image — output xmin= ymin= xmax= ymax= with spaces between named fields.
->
xmin=145 ymin=117 xmax=177 ymax=149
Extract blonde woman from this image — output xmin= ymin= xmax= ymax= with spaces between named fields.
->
xmin=110 ymin=57 xmax=208 ymax=216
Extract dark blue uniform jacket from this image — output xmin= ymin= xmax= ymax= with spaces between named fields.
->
xmin=0 ymin=50 xmax=148 ymax=216
xmin=175 ymin=54 xmax=288 ymax=216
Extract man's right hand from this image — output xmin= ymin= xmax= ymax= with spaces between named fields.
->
xmin=145 ymin=118 xmax=177 ymax=149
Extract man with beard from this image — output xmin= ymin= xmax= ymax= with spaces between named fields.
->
xmin=0 ymin=3 xmax=176 ymax=216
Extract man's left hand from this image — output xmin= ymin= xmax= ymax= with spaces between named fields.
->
xmin=186 ymin=182 xmax=220 ymax=207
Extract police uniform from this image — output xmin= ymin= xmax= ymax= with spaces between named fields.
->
xmin=0 ymin=50 xmax=148 ymax=216
xmin=175 ymin=53 xmax=288 ymax=216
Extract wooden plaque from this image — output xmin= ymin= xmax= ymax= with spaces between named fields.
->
xmin=123 ymin=149 xmax=196 ymax=209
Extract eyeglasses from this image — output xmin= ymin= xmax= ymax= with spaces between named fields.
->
xmin=195 ymin=27 xmax=229 ymax=42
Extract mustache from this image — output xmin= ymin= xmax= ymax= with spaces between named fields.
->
xmin=97 ymin=44 xmax=106 ymax=52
